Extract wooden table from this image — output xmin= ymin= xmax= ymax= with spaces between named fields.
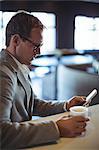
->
xmin=26 ymin=104 xmax=99 ymax=150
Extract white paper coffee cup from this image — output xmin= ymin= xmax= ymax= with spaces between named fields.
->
xmin=70 ymin=106 xmax=88 ymax=118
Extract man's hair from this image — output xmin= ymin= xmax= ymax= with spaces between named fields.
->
xmin=6 ymin=10 xmax=44 ymax=47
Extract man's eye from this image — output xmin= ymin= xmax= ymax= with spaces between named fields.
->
xmin=33 ymin=46 xmax=37 ymax=49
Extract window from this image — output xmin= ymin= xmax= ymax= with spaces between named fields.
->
xmin=31 ymin=12 xmax=56 ymax=54
xmin=74 ymin=16 xmax=99 ymax=50
xmin=0 ymin=11 xmax=56 ymax=53
xmin=0 ymin=12 xmax=15 ymax=51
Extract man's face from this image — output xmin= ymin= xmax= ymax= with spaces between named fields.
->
xmin=16 ymin=27 xmax=43 ymax=65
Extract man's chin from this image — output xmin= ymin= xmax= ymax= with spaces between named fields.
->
xmin=27 ymin=57 xmax=36 ymax=65
xmin=24 ymin=60 xmax=31 ymax=66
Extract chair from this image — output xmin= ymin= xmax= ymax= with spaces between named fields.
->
xmin=57 ymin=64 xmax=99 ymax=106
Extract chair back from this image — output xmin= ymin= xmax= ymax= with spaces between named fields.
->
xmin=58 ymin=65 xmax=99 ymax=106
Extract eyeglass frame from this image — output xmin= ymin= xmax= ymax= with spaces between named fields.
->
xmin=19 ymin=35 xmax=43 ymax=51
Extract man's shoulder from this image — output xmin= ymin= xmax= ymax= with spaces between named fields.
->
xmin=0 ymin=49 xmax=18 ymax=72
xmin=0 ymin=49 xmax=18 ymax=80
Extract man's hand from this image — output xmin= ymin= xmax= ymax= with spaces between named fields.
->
xmin=66 ymin=96 xmax=86 ymax=111
xmin=56 ymin=116 xmax=89 ymax=138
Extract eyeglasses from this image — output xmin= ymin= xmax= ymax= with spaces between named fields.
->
xmin=20 ymin=35 xmax=43 ymax=51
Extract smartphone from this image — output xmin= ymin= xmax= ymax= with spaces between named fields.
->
xmin=83 ymin=89 xmax=98 ymax=106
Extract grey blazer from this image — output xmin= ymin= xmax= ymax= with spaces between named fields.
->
xmin=0 ymin=49 xmax=65 ymax=149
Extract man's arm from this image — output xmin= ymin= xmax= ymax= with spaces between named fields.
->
xmin=0 ymin=66 xmax=60 ymax=149
xmin=33 ymin=96 xmax=65 ymax=117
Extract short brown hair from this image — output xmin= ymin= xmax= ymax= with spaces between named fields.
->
xmin=6 ymin=11 xmax=44 ymax=47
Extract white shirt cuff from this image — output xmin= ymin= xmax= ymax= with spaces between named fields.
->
xmin=63 ymin=102 xmax=68 ymax=111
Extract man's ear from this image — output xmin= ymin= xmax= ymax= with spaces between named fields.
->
xmin=12 ymin=34 xmax=21 ymax=46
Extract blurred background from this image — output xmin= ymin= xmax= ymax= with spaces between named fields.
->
xmin=0 ymin=0 xmax=99 ymax=105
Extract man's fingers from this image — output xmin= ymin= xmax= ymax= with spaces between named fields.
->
xmin=73 ymin=116 xmax=89 ymax=121
xmin=77 ymin=122 xmax=87 ymax=128
xmin=75 ymin=128 xmax=86 ymax=134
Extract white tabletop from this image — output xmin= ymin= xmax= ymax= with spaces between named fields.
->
xmin=26 ymin=104 xmax=99 ymax=150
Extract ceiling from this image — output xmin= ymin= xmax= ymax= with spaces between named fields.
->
xmin=0 ymin=0 xmax=99 ymax=3
xmin=64 ymin=0 xmax=99 ymax=3
xmin=79 ymin=0 xmax=99 ymax=3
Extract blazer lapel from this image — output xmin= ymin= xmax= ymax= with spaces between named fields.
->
xmin=17 ymin=70 xmax=31 ymax=103
xmin=1 ymin=49 xmax=31 ymax=104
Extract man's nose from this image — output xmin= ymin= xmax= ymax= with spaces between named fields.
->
xmin=33 ymin=48 xmax=40 ymax=58
xmin=33 ymin=48 xmax=40 ymax=55
xmin=37 ymin=48 xmax=40 ymax=54
xmin=36 ymin=48 xmax=40 ymax=55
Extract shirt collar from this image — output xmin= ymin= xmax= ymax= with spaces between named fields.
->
xmin=9 ymin=54 xmax=30 ymax=76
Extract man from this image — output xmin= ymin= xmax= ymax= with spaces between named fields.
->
xmin=0 ymin=11 xmax=89 ymax=149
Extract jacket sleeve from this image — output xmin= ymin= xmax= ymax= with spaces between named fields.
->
xmin=0 ymin=65 xmax=60 ymax=149
xmin=1 ymin=120 xmax=60 ymax=149
xmin=33 ymin=95 xmax=66 ymax=117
